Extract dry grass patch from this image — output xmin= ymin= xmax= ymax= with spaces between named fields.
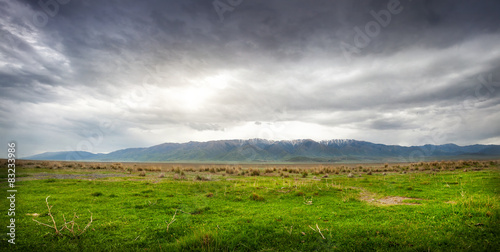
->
xmin=377 ymin=196 xmax=423 ymax=205
xmin=357 ymin=187 xmax=423 ymax=205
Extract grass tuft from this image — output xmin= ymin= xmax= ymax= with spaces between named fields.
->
xmin=250 ymin=192 xmax=265 ymax=201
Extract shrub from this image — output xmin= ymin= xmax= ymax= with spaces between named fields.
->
xmin=250 ymin=169 xmax=260 ymax=176
xmin=139 ymin=171 xmax=146 ymax=177
xmin=250 ymin=193 xmax=264 ymax=201
xmin=173 ymin=174 xmax=180 ymax=180
xmin=195 ymin=175 xmax=211 ymax=181
xmin=111 ymin=163 xmax=123 ymax=170
xmin=302 ymin=171 xmax=308 ymax=178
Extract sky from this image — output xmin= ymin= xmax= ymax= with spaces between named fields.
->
xmin=1 ymin=0 xmax=500 ymax=157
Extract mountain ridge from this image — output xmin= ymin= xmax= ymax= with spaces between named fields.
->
xmin=24 ymin=139 xmax=500 ymax=163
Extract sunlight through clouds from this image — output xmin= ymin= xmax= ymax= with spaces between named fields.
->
xmin=0 ymin=0 xmax=499 ymax=156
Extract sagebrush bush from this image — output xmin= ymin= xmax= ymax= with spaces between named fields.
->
xmin=250 ymin=169 xmax=260 ymax=176
xmin=250 ymin=193 xmax=264 ymax=201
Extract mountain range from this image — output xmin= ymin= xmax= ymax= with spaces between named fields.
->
xmin=24 ymin=139 xmax=500 ymax=163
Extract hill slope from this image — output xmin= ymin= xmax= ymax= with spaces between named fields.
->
xmin=24 ymin=139 xmax=500 ymax=162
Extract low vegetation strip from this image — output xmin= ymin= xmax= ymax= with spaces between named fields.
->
xmin=1 ymin=159 xmax=499 ymax=251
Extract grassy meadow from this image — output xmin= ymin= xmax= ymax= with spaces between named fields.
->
xmin=1 ymin=160 xmax=499 ymax=251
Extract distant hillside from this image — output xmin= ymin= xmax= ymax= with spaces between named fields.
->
xmin=26 ymin=151 xmax=99 ymax=161
xmin=24 ymin=139 xmax=500 ymax=162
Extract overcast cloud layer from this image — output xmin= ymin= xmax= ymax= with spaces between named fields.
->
xmin=1 ymin=0 xmax=500 ymax=157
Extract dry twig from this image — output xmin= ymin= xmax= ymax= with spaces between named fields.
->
xmin=32 ymin=196 xmax=60 ymax=235
xmin=32 ymin=196 xmax=93 ymax=237
xmin=308 ymin=223 xmax=325 ymax=239
xmin=166 ymin=209 xmax=178 ymax=232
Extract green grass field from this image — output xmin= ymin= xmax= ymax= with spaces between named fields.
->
xmin=1 ymin=160 xmax=499 ymax=251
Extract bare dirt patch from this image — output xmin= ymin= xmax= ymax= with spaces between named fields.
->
xmin=356 ymin=187 xmax=423 ymax=205
xmin=377 ymin=196 xmax=422 ymax=205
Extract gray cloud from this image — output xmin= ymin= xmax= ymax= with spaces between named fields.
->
xmin=1 ymin=0 xmax=500 ymax=157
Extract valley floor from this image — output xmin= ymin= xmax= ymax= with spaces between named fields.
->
xmin=1 ymin=160 xmax=499 ymax=251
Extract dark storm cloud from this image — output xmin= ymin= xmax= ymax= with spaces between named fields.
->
xmin=1 ymin=0 xmax=500 ymax=156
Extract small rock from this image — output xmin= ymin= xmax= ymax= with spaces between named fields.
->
xmin=347 ymin=173 xmax=354 ymax=178
xmin=322 ymin=174 xmax=329 ymax=178
xmin=463 ymin=169 xmax=467 ymax=172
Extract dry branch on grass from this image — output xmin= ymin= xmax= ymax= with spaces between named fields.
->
xmin=32 ymin=196 xmax=93 ymax=237
xmin=308 ymin=223 xmax=325 ymax=239
xmin=166 ymin=209 xmax=178 ymax=232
